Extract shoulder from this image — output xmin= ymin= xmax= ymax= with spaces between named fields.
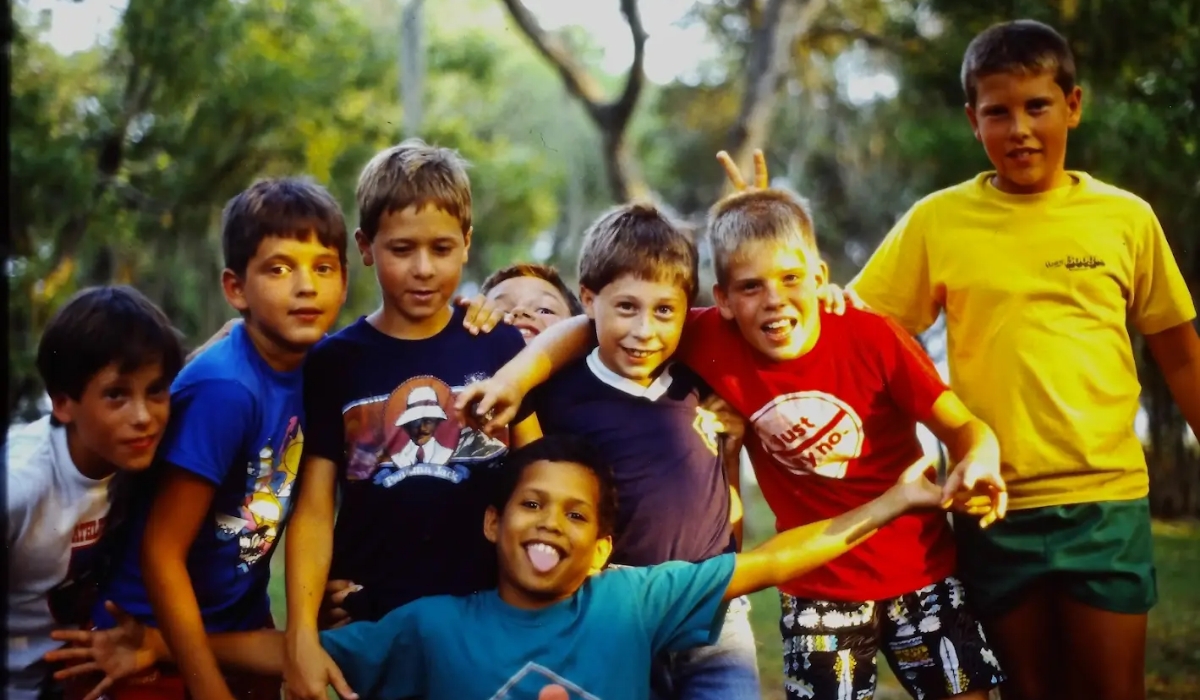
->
xmin=1076 ymin=173 xmax=1158 ymax=219
xmin=170 ymin=376 xmax=259 ymax=425
xmin=6 ymin=418 xmax=57 ymax=514
xmin=907 ymin=175 xmax=990 ymax=217
xmin=472 ymin=322 xmax=525 ymax=355
xmin=307 ymin=319 xmax=372 ymax=365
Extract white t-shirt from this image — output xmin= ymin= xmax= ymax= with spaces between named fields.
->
xmin=7 ymin=417 xmax=115 ymax=700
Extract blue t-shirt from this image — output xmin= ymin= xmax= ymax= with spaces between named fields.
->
xmin=531 ymin=352 xmax=734 ymax=567
xmin=303 ymin=308 xmax=528 ymax=622
xmin=97 ymin=323 xmax=304 ymax=632
xmin=320 ymin=554 xmax=736 ymax=700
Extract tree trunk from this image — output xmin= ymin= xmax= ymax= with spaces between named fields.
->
xmin=400 ymin=0 xmax=425 ymax=137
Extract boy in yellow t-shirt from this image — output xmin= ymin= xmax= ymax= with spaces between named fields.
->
xmin=848 ymin=19 xmax=1200 ymax=700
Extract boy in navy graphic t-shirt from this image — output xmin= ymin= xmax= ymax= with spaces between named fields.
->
xmin=282 ymin=139 xmax=540 ymax=700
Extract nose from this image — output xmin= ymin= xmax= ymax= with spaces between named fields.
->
xmin=630 ymin=311 xmax=655 ymax=340
xmin=129 ymin=397 xmax=153 ymax=429
xmin=413 ymin=250 xmax=435 ymax=278
xmin=538 ymin=506 xmax=567 ymax=534
xmin=511 ymin=305 xmax=534 ymax=321
xmin=763 ymin=281 xmax=785 ymax=308
xmin=1010 ymin=109 xmax=1033 ymax=139
xmin=294 ymin=265 xmax=317 ymax=297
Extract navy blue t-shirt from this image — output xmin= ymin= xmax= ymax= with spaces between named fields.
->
xmin=97 ymin=323 xmax=303 ymax=632
xmin=303 ymin=307 xmax=527 ymax=622
xmin=531 ymin=351 xmax=735 ymax=567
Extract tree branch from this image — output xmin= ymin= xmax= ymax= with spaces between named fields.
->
xmin=498 ymin=0 xmax=650 ymax=201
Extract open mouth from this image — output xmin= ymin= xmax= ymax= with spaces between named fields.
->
xmin=1007 ymin=147 xmax=1041 ymax=162
xmin=621 ymin=347 xmax=658 ymax=362
xmin=761 ymin=318 xmax=797 ymax=343
xmin=524 ymin=541 xmax=565 ymax=574
xmin=408 ymin=290 xmax=437 ymax=303
xmin=514 ymin=323 xmax=540 ymax=340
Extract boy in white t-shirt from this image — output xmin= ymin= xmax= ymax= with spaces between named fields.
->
xmin=7 ymin=286 xmax=185 ymax=700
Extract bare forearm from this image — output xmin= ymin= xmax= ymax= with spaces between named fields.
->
xmin=144 ymin=556 xmax=235 ymax=700
xmin=722 ymin=439 xmax=744 ymax=550
xmin=149 ymin=627 xmax=286 ymax=677
xmin=286 ymin=506 xmax=334 ymax=635
xmin=1163 ymin=358 xmax=1200 ymax=440
xmin=496 ymin=315 xmax=591 ymax=393
xmin=942 ymin=419 xmax=999 ymax=465
xmin=726 ymin=488 xmax=908 ymax=600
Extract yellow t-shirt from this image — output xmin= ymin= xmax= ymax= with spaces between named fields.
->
xmin=851 ymin=172 xmax=1196 ymax=510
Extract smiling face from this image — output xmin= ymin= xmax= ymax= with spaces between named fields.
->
xmin=484 ymin=459 xmax=613 ymax=609
xmin=223 ymin=234 xmax=347 ymax=370
xmin=714 ymin=240 xmax=827 ymax=362
xmin=358 ymin=205 xmax=470 ymax=339
xmin=967 ymin=70 xmax=1083 ymax=194
xmin=51 ymin=361 xmax=172 ymax=479
xmin=484 ymin=275 xmax=574 ymax=342
xmin=580 ymin=274 xmax=688 ymax=386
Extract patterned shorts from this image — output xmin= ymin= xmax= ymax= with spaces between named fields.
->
xmin=779 ymin=576 xmax=1004 ymax=700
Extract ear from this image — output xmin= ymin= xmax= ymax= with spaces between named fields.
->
xmin=221 ymin=269 xmax=250 ymax=314
xmin=1066 ymin=85 xmax=1084 ymax=129
xmin=713 ymin=283 xmax=735 ymax=321
xmin=354 ymin=229 xmax=374 ymax=267
xmin=49 ymin=392 xmax=75 ymax=426
xmin=964 ymin=103 xmax=982 ymax=142
xmin=462 ymin=226 xmax=473 ymax=264
xmin=580 ymin=287 xmax=598 ymax=320
xmin=589 ymin=535 xmax=613 ymax=575
xmin=483 ymin=505 xmax=500 ymax=544
xmin=814 ymin=259 xmax=830 ymax=288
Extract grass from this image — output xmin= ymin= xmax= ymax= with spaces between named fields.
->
xmin=268 ymin=487 xmax=1200 ymax=700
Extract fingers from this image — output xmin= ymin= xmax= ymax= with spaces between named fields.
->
xmin=716 ymin=151 xmax=746 ymax=191
xmin=752 ymin=149 xmax=769 ymax=189
xmin=44 ymin=647 xmax=95 ymax=664
xmin=48 ymin=630 xmax=94 ymax=645
xmin=328 ymin=615 xmax=353 ymax=630
xmin=327 ymin=663 xmax=359 ymax=700
xmin=454 ymin=385 xmax=489 ymax=427
xmin=847 ymin=288 xmax=868 ymax=311
xmin=53 ymin=661 xmax=100 ymax=680
xmin=456 ymin=295 xmax=491 ymax=335
xmin=105 ymin=600 xmax=133 ymax=626
xmin=940 ymin=469 xmax=965 ymax=509
xmin=901 ymin=454 xmax=937 ymax=482
xmin=82 ymin=676 xmax=115 ymax=700
xmin=325 ymin=579 xmax=355 ymax=593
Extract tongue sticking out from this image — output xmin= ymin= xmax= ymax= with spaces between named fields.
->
xmin=526 ymin=544 xmax=561 ymax=573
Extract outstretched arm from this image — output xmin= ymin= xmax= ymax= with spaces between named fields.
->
xmin=725 ymin=456 xmax=941 ymax=601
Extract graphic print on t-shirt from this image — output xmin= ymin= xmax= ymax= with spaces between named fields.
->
xmin=750 ymin=390 xmax=865 ymax=478
xmin=343 ymin=375 xmax=509 ymax=487
xmin=47 ymin=515 xmax=108 ymax=625
xmin=490 ymin=662 xmax=599 ymax=700
xmin=214 ymin=415 xmax=302 ymax=572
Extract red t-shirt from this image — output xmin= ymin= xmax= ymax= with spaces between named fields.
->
xmin=678 ymin=306 xmax=957 ymax=601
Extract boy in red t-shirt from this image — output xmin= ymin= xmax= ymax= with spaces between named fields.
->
xmin=459 ymin=187 xmax=1008 ymax=700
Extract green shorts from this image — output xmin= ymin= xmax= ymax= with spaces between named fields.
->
xmin=953 ymin=497 xmax=1157 ymax=618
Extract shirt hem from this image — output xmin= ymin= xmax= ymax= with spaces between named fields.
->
xmin=1005 ymin=487 xmax=1150 ymax=511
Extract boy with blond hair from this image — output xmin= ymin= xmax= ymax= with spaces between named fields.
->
xmin=849 ymin=20 xmax=1200 ymax=700
xmin=283 ymin=139 xmax=541 ymax=700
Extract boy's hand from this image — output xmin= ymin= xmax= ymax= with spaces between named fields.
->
xmin=44 ymin=601 xmax=160 ymax=700
xmin=817 ymin=283 xmax=868 ymax=316
xmin=455 ymin=295 xmax=512 ymax=336
xmin=942 ymin=456 xmax=1007 ymax=528
xmin=716 ymin=149 xmax=770 ymax=192
xmin=698 ymin=396 xmax=746 ymax=445
xmin=284 ymin=631 xmax=358 ymax=700
xmin=454 ymin=378 xmax=524 ymax=438
xmin=886 ymin=455 xmax=944 ymax=511
xmin=186 ymin=319 xmax=241 ymax=363
xmin=318 ymin=580 xmax=361 ymax=630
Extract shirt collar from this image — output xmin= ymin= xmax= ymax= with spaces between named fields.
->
xmin=585 ymin=348 xmax=674 ymax=400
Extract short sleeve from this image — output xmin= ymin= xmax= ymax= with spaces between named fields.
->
xmin=850 ymin=204 xmax=941 ymax=335
xmin=875 ymin=315 xmax=949 ymax=422
xmin=302 ymin=342 xmax=345 ymax=464
xmin=676 ymin=307 xmax=721 ymax=368
xmin=160 ymin=379 xmax=255 ymax=485
xmin=1129 ymin=209 xmax=1197 ymax=335
xmin=320 ymin=603 xmax=426 ymax=699
xmin=634 ymin=554 xmax=736 ymax=654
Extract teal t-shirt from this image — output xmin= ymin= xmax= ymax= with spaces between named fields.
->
xmin=319 ymin=553 xmax=736 ymax=700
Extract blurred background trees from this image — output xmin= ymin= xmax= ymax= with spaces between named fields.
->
xmin=9 ymin=0 xmax=1198 ymax=515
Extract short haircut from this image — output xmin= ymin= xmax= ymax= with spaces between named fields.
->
xmin=221 ymin=178 xmax=348 ymax=278
xmin=480 ymin=263 xmax=584 ymax=316
xmin=494 ymin=435 xmax=619 ymax=538
xmin=577 ymin=203 xmax=699 ymax=303
xmin=37 ymin=286 xmax=185 ymax=401
xmin=356 ymin=138 xmax=472 ymax=242
xmin=961 ymin=20 xmax=1076 ymax=106
xmin=707 ymin=188 xmax=818 ymax=288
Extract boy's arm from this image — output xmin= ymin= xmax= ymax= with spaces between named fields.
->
xmin=726 ymin=448 xmax=744 ymax=550
xmin=284 ymin=455 xmax=346 ymax=700
xmin=142 ymin=469 xmax=235 ymax=700
xmin=848 ymin=204 xmax=941 ymax=335
xmin=725 ymin=456 xmax=940 ymax=601
xmin=922 ymin=392 xmax=1006 ymax=526
xmin=1146 ymin=322 xmax=1200 ymax=439
xmin=454 ymin=315 xmax=593 ymax=435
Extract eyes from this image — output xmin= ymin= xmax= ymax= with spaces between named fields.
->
xmin=387 ymin=242 xmax=459 ymax=257
xmin=101 ymin=381 xmax=169 ymax=405
xmin=980 ymin=99 xmax=1052 ymax=119
xmin=267 ymin=262 xmax=340 ymax=276
xmin=520 ymin=499 xmax=589 ymax=523
xmin=735 ymin=273 xmax=802 ymax=294
xmin=614 ymin=301 xmax=678 ymax=318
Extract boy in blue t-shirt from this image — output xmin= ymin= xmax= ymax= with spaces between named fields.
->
xmin=92 ymin=178 xmax=352 ymax=700
xmin=49 ymin=434 xmax=947 ymax=700
xmin=521 ymin=204 xmax=759 ymax=699
xmin=283 ymin=139 xmax=541 ymax=700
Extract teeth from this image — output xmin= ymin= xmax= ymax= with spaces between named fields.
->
xmin=518 ymin=328 xmax=535 ymax=338
xmin=764 ymin=320 xmax=791 ymax=331
xmin=529 ymin=543 xmax=556 ymax=555
xmin=625 ymin=349 xmax=653 ymax=358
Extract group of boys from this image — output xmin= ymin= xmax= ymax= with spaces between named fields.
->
xmin=8 ymin=18 xmax=1199 ymax=700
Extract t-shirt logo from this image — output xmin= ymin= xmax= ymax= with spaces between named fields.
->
xmin=750 ymin=391 xmax=864 ymax=478
xmin=215 ymin=416 xmax=302 ymax=572
xmin=343 ymin=375 xmax=510 ymax=487
xmin=490 ymin=663 xmax=599 ymax=699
